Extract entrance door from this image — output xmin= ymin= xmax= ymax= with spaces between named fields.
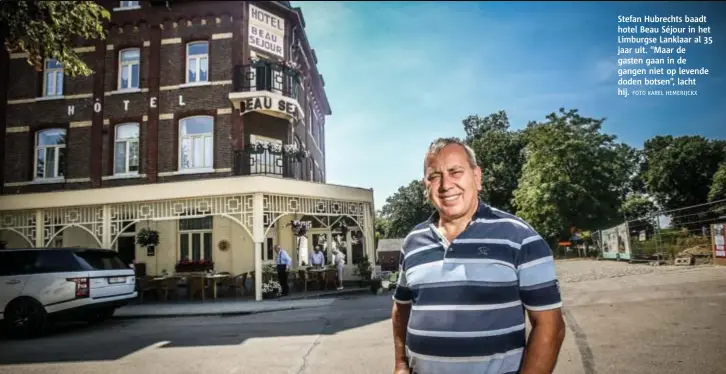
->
xmin=117 ymin=236 xmax=136 ymax=265
xmin=308 ymin=230 xmax=331 ymax=263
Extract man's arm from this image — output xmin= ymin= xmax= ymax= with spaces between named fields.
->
xmin=517 ymin=235 xmax=566 ymax=374
xmin=521 ymin=308 xmax=566 ymax=374
xmin=392 ymin=301 xmax=411 ymax=372
xmin=392 ymin=250 xmax=413 ymax=373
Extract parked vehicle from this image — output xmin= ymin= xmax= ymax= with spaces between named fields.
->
xmin=0 ymin=248 xmax=137 ymax=338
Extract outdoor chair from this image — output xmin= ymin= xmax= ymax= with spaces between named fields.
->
xmin=136 ymin=276 xmax=157 ymax=303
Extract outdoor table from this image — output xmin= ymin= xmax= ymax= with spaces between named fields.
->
xmin=307 ymin=268 xmax=332 ymax=290
xmin=187 ymin=273 xmax=230 ymax=300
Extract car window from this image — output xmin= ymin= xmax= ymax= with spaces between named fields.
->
xmin=35 ymin=250 xmax=83 ymax=273
xmin=73 ymin=250 xmax=129 ymax=271
xmin=0 ymin=251 xmax=40 ymax=276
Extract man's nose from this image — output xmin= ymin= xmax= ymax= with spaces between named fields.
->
xmin=438 ymin=174 xmax=454 ymax=191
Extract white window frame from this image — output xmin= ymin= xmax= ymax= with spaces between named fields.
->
xmin=250 ymin=134 xmax=283 ymax=177
xmin=43 ymin=59 xmax=63 ymax=97
xmin=179 ymin=218 xmax=213 ymax=262
xmin=114 ymin=123 xmax=140 ymax=175
xmin=118 ymin=48 xmax=141 ymax=90
xmin=186 ymin=41 xmax=209 ymax=84
xmin=34 ymin=128 xmax=66 ymax=180
xmin=179 ymin=116 xmax=214 ymax=171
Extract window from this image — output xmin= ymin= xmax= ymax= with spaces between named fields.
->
xmin=74 ymin=249 xmax=129 ymax=270
xmin=35 ymin=129 xmax=66 ymax=180
xmin=186 ymin=41 xmax=209 ymax=83
xmin=288 ymin=74 xmax=300 ymax=100
xmin=250 ymin=134 xmax=283 ymax=176
xmin=293 ymin=136 xmax=303 ymax=179
xmin=119 ymin=1 xmax=140 ymax=8
xmin=312 ymin=112 xmax=320 ymax=146
xmin=261 ymin=228 xmax=277 ymax=262
xmin=179 ymin=116 xmax=214 ymax=170
xmin=114 ymin=123 xmax=140 ymax=174
xmin=43 ymin=59 xmax=63 ymax=97
xmin=118 ymin=48 xmax=140 ymax=90
xmin=179 ymin=216 xmax=213 ymax=262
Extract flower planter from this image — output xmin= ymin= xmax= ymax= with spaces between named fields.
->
xmin=175 ymin=262 xmax=214 ymax=273
xmin=263 ymin=292 xmax=280 ymax=299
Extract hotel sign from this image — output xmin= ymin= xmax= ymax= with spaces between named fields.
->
xmin=248 ymin=4 xmax=285 ymax=59
xmin=240 ymin=94 xmax=302 ymax=121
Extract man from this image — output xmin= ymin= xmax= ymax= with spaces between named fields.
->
xmin=331 ymin=247 xmax=346 ymax=290
xmin=392 ymin=137 xmax=566 ymax=374
xmin=309 ymin=246 xmax=326 ymax=267
xmin=274 ymin=245 xmax=292 ymax=296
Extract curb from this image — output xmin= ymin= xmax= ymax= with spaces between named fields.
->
xmin=112 ymin=305 xmax=326 ymax=320
xmin=112 ymin=288 xmax=373 ymax=320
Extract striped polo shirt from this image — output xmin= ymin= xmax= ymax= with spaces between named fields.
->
xmin=393 ymin=201 xmax=562 ymax=374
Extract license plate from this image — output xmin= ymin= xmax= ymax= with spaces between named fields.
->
xmin=108 ymin=277 xmax=126 ymax=284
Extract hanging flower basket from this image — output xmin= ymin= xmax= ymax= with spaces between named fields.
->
xmin=288 ymin=220 xmax=311 ymax=237
xmin=136 ymin=228 xmax=160 ymax=248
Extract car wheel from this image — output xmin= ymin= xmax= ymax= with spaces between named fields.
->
xmin=4 ymin=298 xmax=47 ymax=339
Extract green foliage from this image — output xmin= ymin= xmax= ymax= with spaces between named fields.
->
xmin=355 ymin=255 xmax=372 ymax=279
xmin=135 ymin=228 xmax=160 ymax=248
xmin=464 ymin=111 xmax=527 ymax=212
xmin=620 ymin=194 xmax=657 ymax=221
xmin=1 ymin=0 xmax=110 ymax=76
xmin=708 ymin=163 xmax=726 ymax=202
xmin=641 ymin=135 xmax=726 ymax=210
xmin=379 ymin=180 xmax=434 ymax=238
xmin=512 ymin=109 xmax=625 ymax=241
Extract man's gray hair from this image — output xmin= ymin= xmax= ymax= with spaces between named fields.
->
xmin=424 ymin=137 xmax=479 ymax=174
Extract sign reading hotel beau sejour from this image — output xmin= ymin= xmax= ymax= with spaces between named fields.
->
xmin=248 ymin=4 xmax=285 ymax=59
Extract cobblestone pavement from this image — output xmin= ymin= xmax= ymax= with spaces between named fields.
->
xmin=0 ymin=260 xmax=724 ymax=374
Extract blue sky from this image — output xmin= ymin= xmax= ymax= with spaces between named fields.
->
xmin=291 ymin=1 xmax=726 ymax=210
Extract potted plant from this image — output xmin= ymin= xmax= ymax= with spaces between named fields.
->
xmin=354 ymin=255 xmax=373 ymax=287
xmin=136 ymin=227 xmax=160 ymax=255
xmin=369 ymin=278 xmax=383 ymax=294
xmin=262 ymin=280 xmax=283 ymax=299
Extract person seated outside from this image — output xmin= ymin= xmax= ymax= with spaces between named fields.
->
xmin=309 ymin=246 xmax=326 ymax=268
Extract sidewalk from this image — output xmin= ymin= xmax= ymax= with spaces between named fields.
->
xmin=114 ymin=287 xmax=370 ymax=319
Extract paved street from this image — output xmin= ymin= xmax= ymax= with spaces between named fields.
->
xmin=0 ymin=262 xmax=725 ymax=374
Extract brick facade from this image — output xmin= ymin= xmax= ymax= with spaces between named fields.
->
xmin=1 ymin=0 xmax=330 ymax=196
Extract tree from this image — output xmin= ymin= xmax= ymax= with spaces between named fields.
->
xmin=464 ymin=111 xmax=527 ymax=212
xmin=620 ymin=194 xmax=658 ymax=221
xmin=708 ymin=163 xmax=726 ymax=202
xmin=640 ymin=135 xmax=726 ymax=211
xmin=379 ymin=180 xmax=434 ymax=238
xmin=512 ymin=108 xmax=625 ymax=242
xmin=1 ymin=0 xmax=110 ymax=76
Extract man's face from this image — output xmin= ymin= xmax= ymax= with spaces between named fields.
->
xmin=274 ymin=246 xmax=280 ymax=253
xmin=424 ymin=144 xmax=482 ymax=222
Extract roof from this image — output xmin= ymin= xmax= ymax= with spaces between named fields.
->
xmin=377 ymin=238 xmax=404 ymax=252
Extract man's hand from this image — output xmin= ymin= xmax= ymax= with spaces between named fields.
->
xmin=393 ymin=363 xmax=410 ymax=374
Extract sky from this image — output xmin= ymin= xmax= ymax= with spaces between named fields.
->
xmin=291 ymin=1 xmax=726 ymax=210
